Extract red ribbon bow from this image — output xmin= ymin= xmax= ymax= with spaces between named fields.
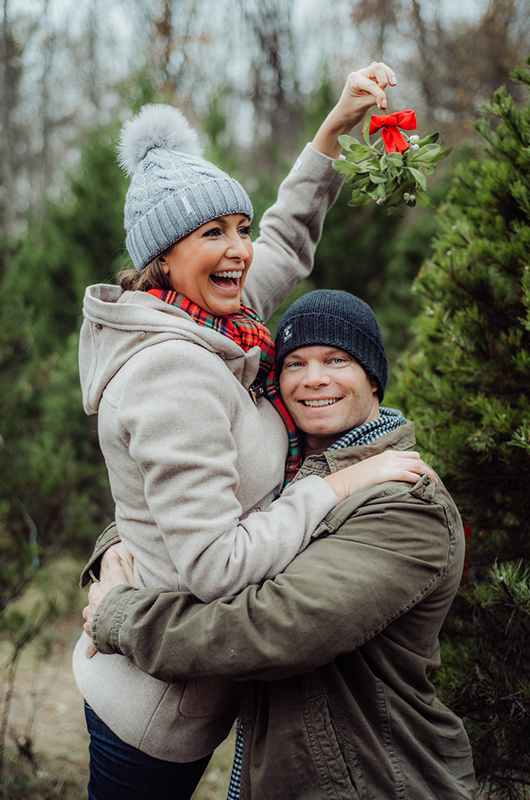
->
xmin=368 ymin=110 xmax=417 ymax=154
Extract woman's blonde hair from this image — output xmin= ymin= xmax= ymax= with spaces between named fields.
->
xmin=117 ymin=251 xmax=173 ymax=292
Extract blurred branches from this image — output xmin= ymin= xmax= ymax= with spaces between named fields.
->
xmin=1 ymin=0 xmax=528 ymax=238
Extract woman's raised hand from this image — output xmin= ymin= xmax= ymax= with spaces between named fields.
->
xmin=312 ymin=62 xmax=397 ymax=159
xmin=324 ymin=450 xmax=437 ymax=504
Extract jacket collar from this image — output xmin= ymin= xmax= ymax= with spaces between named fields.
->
xmin=296 ymin=421 xmax=416 ymax=481
xmin=292 ymin=422 xmax=425 ymax=539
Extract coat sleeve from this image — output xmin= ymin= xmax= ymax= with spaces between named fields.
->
xmin=92 ymin=482 xmax=463 ymax=682
xmin=79 ymin=522 xmax=120 ymax=588
xmin=106 ymin=340 xmax=337 ymax=603
xmin=241 ymin=144 xmax=344 ymax=322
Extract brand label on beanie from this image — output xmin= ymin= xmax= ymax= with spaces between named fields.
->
xmin=283 ymin=323 xmax=293 ymax=341
xmin=180 ymin=193 xmax=193 ymax=214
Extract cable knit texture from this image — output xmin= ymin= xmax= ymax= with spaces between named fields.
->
xmin=119 ymin=104 xmax=253 ymax=270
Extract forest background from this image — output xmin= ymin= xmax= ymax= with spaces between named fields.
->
xmin=1 ymin=0 xmax=530 ymax=798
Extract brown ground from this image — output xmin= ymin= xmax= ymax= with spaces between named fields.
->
xmin=4 ymin=610 xmax=234 ymax=799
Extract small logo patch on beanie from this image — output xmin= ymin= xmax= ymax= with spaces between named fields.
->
xmin=283 ymin=323 xmax=293 ymax=341
xmin=180 ymin=193 xmax=193 ymax=214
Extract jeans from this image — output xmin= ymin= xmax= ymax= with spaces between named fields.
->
xmin=84 ymin=702 xmax=211 ymax=800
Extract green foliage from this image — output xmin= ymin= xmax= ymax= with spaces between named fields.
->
xmin=437 ymin=562 xmax=530 ymax=799
xmin=0 ymin=271 xmax=41 ymax=610
xmin=335 ymin=125 xmax=452 ymax=213
xmin=0 ymin=119 xmax=123 ymax=781
xmin=391 ymin=58 xmax=530 ymax=796
xmin=5 ymin=124 xmax=128 ymax=358
xmin=0 ymin=755 xmax=84 ymax=800
xmin=300 ymin=65 xmax=337 ymax=143
xmin=0 ymin=118 xmax=123 ymax=622
xmin=0 ymin=284 xmax=111 ymax=632
xmin=392 ymin=69 xmax=530 ymax=556
xmin=1 ymin=207 xmax=116 ymax=566
xmin=251 ymin=74 xmax=452 ymax=371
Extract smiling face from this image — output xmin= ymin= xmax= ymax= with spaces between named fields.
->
xmin=279 ymin=345 xmax=380 ymax=456
xmin=159 ymin=214 xmax=253 ymax=316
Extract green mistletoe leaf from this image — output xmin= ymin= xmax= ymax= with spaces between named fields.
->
xmin=332 ymin=159 xmax=361 ymax=175
xmin=415 ymin=131 xmax=440 ymax=146
xmin=407 ymin=166 xmax=428 ymax=192
xmin=368 ymin=169 xmax=387 ymax=184
xmin=420 ymin=164 xmax=436 ymax=176
xmin=385 ymin=152 xmax=404 ymax=167
xmin=363 ymin=118 xmax=373 ymax=146
xmin=428 ymin=147 xmax=453 ymax=163
xmin=411 ymin=144 xmax=442 ymax=162
xmin=333 ymin=115 xmax=451 ymax=213
xmin=348 ymin=191 xmax=372 ymax=207
xmin=413 ymin=188 xmax=435 ymax=209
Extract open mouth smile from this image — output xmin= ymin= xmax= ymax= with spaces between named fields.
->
xmin=301 ymin=398 xmax=342 ymax=407
xmin=210 ymin=270 xmax=243 ymax=289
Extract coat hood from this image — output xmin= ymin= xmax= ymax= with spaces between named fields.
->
xmin=79 ymin=284 xmax=262 ymax=414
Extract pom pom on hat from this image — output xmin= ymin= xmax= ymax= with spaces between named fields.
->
xmin=118 ymin=104 xmax=204 ymax=177
xmin=120 ymin=104 xmax=253 ymax=271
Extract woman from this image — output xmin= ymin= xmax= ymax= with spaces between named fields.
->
xmin=73 ymin=62 xmax=429 ymax=800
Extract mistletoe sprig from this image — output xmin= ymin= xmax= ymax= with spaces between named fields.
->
xmin=332 ymin=110 xmax=452 ymax=214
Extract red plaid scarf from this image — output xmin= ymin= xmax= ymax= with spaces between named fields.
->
xmin=148 ymin=290 xmax=301 ymax=484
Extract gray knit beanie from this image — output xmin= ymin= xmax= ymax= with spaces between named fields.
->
xmin=118 ymin=104 xmax=253 ymax=271
xmin=275 ymin=290 xmax=388 ymax=400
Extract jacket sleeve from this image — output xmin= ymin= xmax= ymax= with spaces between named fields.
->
xmin=241 ymin=144 xmax=344 ymax=322
xmin=92 ymin=481 xmax=463 ymax=682
xmin=106 ymin=340 xmax=337 ymax=603
xmin=79 ymin=522 xmax=120 ymax=588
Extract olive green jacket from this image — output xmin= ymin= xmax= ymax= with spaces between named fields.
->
xmin=91 ymin=422 xmax=476 ymax=799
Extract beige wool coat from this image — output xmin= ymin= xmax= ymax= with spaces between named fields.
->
xmin=73 ymin=143 xmax=343 ymax=762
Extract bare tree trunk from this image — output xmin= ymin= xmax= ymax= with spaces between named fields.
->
xmin=351 ymin=0 xmax=400 ymax=61
xmin=241 ymin=0 xmax=303 ymax=171
xmin=39 ymin=0 xmax=53 ymax=194
xmin=0 ymin=0 xmax=18 ymax=239
xmin=409 ymin=0 xmax=437 ymax=122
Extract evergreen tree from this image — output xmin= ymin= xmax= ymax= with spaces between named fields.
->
xmin=0 ymin=120 xmax=126 ymax=637
xmin=6 ymin=123 xmax=128 ymax=358
xmin=390 ymin=59 xmax=530 ymax=798
xmin=0 ymin=115 xmax=133 ymax=565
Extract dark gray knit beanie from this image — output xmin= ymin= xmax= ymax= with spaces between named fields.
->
xmin=275 ymin=290 xmax=388 ymax=400
xmin=118 ymin=104 xmax=253 ymax=271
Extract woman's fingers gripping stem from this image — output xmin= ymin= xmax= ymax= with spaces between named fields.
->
xmin=312 ymin=61 xmax=397 ymax=159
xmin=354 ymin=62 xmax=397 ymax=110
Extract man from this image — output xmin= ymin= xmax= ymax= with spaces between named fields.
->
xmin=84 ymin=290 xmax=476 ymax=799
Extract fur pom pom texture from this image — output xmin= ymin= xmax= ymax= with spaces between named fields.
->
xmin=117 ymin=104 xmax=204 ymax=176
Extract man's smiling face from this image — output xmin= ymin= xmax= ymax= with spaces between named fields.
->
xmin=279 ymin=345 xmax=380 ymax=456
